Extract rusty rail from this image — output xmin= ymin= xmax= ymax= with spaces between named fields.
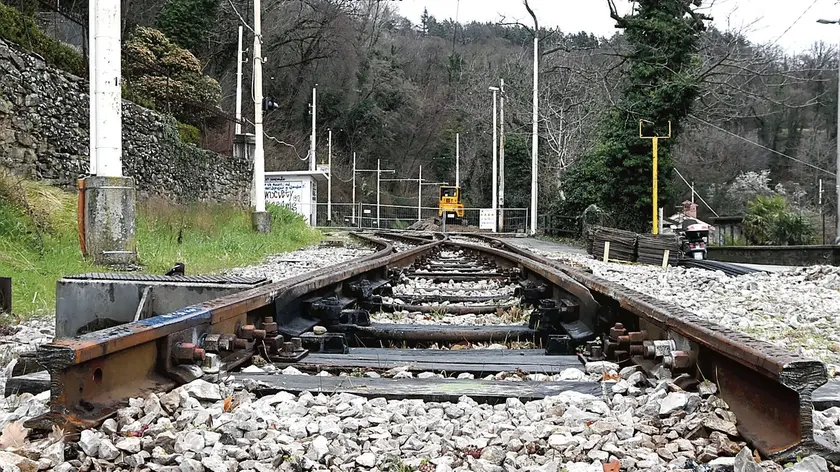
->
xmin=479 ymin=235 xmax=828 ymax=460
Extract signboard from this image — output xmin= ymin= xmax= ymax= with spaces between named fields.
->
xmin=317 ymin=163 xmax=330 ymax=173
xmin=265 ymin=177 xmax=304 ymax=213
xmin=479 ymin=209 xmax=496 ymax=230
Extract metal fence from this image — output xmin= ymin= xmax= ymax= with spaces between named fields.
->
xmin=313 ymin=203 xmax=529 ymax=232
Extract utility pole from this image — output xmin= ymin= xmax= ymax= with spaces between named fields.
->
xmin=489 ymin=85 xmax=499 ymax=233
xmin=499 ymin=78 xmax=505 ymax=232
xmin=530 ymin=33 xmax=538 ymax=235
xmin=639 ymin=120 xmax=671 ymax=235
xmin=352 ymin=152 xmax=356 ymax=225
xmin=380 ymin=167 xmax=446 ymax=223
xmin=251 ymin=0 xmax=269 ymax=232
xmin=691 ymin=181 xmax=695 ymax=204
xmin=455 ymin=133 xmax=460 ymax=187
xmin=79 ymin=0 xmax=137 ymax=265
xmin=817 ymin=18 xmax=840 ymax=243
xmin=310 ymin=86 xmax=317 ymax=172
xmin=327 ymin=129 xmax=332 ymax=225
xmin=235 ymin=25 xmax=243 ymax=135
xmin=355 ymin=161 xmax=395 ymax=228
xmin=88 ymin=3 xmax=96 ymax=174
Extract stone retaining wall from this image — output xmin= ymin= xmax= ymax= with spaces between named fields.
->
xmin=0 ymin=38 xmax=250 ymax=203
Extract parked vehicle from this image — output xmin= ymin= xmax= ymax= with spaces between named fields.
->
xmin=679 ymin=219 xmax=710 ymax=260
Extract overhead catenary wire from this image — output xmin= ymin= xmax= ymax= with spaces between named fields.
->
xmin=672 ymin=166 xmax=720 ymax=218
xmin=688 ymin=114 xmax=835 ymax=176
xmin=769 ymin=0 xmax=819 ymax=46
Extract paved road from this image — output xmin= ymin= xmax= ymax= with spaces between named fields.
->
xmin=504 ymin=237 xmax=588 ymax=255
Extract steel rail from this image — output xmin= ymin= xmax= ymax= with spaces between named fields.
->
xmin=30 ymin=234 xmax=598 ymax=432
xmin=474 ymin=234 xmax=828 ymax=461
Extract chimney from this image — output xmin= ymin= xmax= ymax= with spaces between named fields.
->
xmin=682 ymin=201 xmax=697 ymax=219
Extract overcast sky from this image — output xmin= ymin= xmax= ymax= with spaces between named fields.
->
xmin=393 ymin=0 xmax=840 ymax=53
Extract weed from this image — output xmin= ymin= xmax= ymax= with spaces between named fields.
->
xmin=0 ymin=177 xmax=321 ymax=319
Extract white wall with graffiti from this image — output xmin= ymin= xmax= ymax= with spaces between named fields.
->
xmin=264 ymin=173 xmax=319 ymax=226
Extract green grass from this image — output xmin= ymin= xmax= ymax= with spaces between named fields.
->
xmin=0 ymin=172 xmax=321 ymax=320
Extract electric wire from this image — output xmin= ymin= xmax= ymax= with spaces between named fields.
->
xmin=688 ymin=114 xmax=835 ymax=176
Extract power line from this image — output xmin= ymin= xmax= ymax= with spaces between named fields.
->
xmin=687 ymin=114 xmax=835 ymax=176
xmin=769 ymin=0 xmax=819 ymax=46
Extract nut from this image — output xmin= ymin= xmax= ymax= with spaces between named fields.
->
xmin=609 ymin=323 xmax=627 ymax=340
xmin=239 ymin=325 xmax=256 ymax=340
xmin=291 ymin=337 xmax=303 ymax=351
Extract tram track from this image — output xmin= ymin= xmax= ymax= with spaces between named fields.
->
xmin=11 ymin=231 xmax=832 ymax=463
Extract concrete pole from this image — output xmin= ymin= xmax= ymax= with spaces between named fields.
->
xmin=251 ymin=0 xmax=269 ymax=232
xmin=327 ymin=129 xmax=332 ymax=224
xmin=491 ymin=86 xmax=498 ymax=233
xmin=310 ymin=87 xmax=317 ymax=171
xmin=235 ymin=25 xmax=243 ymax=135
xmin=418 ymin=165 xmax=422 ymax=222
xmin=88 ymin=1 xmax=96 ymax=174
xmin=499 ymin=78 xmax=505 ymax=232
xmin=82 ymin=0 xmax=136 ymax=265
xmin=94 ymin=0 xmax=121 ymax=177
xmin=530 ymin=35 xmax=539 ymax=235
xmin=455 ymin=133 xmax=460 ymax=187
xmin=376 ymin=159 xmax=381 ymax=228
xmin=691 ymin=181 xmax=695 ymax=205
xmin=352 ymin=152 xmax=356 ymax=224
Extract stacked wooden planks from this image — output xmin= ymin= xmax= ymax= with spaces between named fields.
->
xmin=591 ymin=226 xmax=638 ymax=262
xmin=637 ymin=233 xmax=681 ymax=267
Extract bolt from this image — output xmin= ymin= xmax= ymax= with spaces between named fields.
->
xmin=233 ymin=338 xmax=248 ymax=350
xmin=629 ymin=344 xmax=646 ymax=356
xmin=282 ymin=341 xmax=294 ymax=356
xmin=174 ymin=343 xmax=205 ymax=364
xmin=590 ymin=344 xmax=603 ymax=359
xmin=291 ymin=337 xmax=303 ymax=352
xmin=253 ymin=329 xmax=267 ymax=340
xmin=628 ymin=330 xmax=648 ymax=343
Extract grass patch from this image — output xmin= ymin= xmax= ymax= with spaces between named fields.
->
xmin=0 ymin=3 xmax=85 ymax=76
xmin=0 ymin=171 xmax=321 ymax=320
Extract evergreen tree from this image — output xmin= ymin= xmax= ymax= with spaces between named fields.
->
xmin=560 ymin=0 xmax=709 ymax=231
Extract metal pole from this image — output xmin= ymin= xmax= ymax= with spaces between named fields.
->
xmin=309 ymin=84 xmax=318 ymax=171
xmin=652 ymin=137 xmax=659 ymax=235
xmin=94 ymin=0 xmax=121 ymax=177
xmin=235 ymin=25 xmax=243 ymax=135
xmin=327 ymin=129 xmax=332 ymax=224
xmin=530 ymin=35 xmax=539 ymax=235
xmin=88 ymin=0 xmax=96 ymax=174
xmin=377 ymin=159 xmax=381 ymax=228
xmin=352 ymin=152 xmax=356 ymax=224
xmin=455 ymin=133 xmax=460 ymax=187
xmin=499 ymin=78 xmax=505 ymax=232
xmin=836 ymin=36 xmax=840 ymax=244
xmin=252 ymin=0 xmax=265 ymax=213
xmin=418 ymin=166 xmax=422 ymax=222
xmin=491 ymin=87 xmax=498 ymax=233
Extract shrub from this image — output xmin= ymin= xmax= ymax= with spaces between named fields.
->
xmin=0 ymin=3 xmax=84 ymax=76
xmin=744 ymin=195 xmax=814 ymax=246
xmin=177 ymin=121 xmax=201 ymax=145
xmin=122 ymin=26 xmax=221 ymax=125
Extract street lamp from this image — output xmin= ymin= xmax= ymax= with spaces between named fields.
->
xmin=817 ymin=18 xmax=840 ymax=244
xmin=489 ymin=85 xmax=499 ymax=233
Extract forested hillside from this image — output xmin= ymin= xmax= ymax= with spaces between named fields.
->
xmin=9 ymin=0 xmax=840 ymax=236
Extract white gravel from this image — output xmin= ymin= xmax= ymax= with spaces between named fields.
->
xmin=224 ymin=239 xmax=375 ymax=282
xmin=530 ymin=249 xmax=840 ymax=373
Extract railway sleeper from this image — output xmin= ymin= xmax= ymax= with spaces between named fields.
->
xmin=27 ymin=234 xmax=828 ymax=462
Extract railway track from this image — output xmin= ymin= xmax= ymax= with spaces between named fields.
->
xmin=11 ymin=231 xmax=832 ymax=464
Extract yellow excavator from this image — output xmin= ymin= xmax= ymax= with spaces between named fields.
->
xmin=438 ymin=186 xmax=464 ymax=224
